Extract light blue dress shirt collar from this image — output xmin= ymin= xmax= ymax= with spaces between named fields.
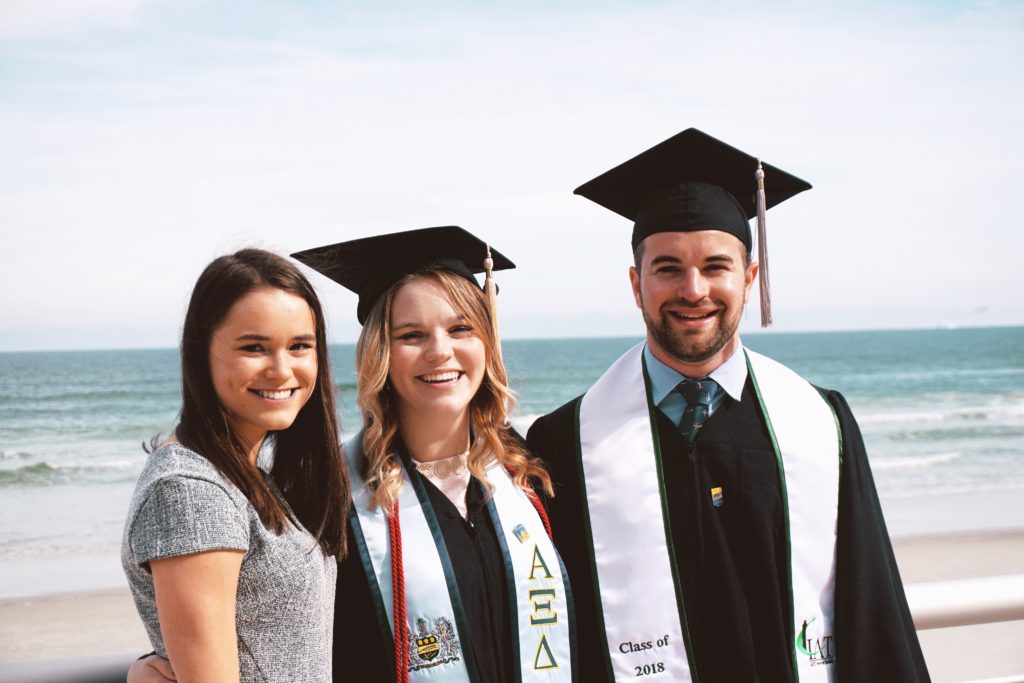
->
xmin=644 ymin=340 xmax=749 ymax=425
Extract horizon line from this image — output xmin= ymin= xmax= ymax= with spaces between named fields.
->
xmin=1 ymin=322 xmax=1021 ymax=355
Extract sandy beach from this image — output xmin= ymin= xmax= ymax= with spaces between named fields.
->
xmin=0 ymin=587 xmax=150 ymax=663
xmin=2 ymin=529 xmax=1023 ymax=681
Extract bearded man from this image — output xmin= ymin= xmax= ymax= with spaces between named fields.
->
xmin=526 ymin=129 xmax=929 ymax=682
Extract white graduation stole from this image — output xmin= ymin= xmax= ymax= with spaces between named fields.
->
xmin=746 ymin=349 xmax=840 ymax=682
xmin=345 ymin=433 xmax=573 ymax=682
xmin=576 ymin=343 xmax=840 ymax=682
xmin=577 ymin=342 xmax=692 ymax=681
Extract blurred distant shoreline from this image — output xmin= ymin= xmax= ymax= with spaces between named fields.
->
xmin=1 ymin=323 xmax=1022 ymax=355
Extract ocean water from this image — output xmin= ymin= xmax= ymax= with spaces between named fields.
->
xmin=1 ymin=327 xmax=1022 ymax=597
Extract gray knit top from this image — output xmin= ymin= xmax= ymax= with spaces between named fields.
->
xmin=122 ymin=442 xmax=336 ymax=682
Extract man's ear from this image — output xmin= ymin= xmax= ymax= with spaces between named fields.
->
xmin=743 ymin=260 xmax=759 ymax=304
xmin=629 ymin=266 xmax=642 ymax=308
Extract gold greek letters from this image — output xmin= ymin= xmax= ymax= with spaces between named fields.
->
xmin=529 ymin=588 xmax=558 ymax=625
xmin=533 ymin=633 xmax=559 ymax=670
xmin=528 ymin=544 xmax=553 ymax=580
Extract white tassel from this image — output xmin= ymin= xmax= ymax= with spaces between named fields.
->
xmin=755 ymin=160 xmax=772 ymax=327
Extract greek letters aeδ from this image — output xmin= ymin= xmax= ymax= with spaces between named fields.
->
xmin=525 ymin=544 xmax=560 ymax=670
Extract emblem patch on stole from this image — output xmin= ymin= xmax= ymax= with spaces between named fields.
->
xmin=796 ymin=617 xmax=835 ymax=667
xmin=710 ymin=486 xmax=723 ymax=507
xmin=513 ymin=523 xmax=530 ymax=543
xmin=408 ymin=616 xmax=461 ymax=672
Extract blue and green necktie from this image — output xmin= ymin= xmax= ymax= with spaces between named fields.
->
xmin=677 ymin=378 xmax=719 ymax=442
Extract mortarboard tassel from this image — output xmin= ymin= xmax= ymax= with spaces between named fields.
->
xmin=483 ymin=245 xmax=505 ymax=365
xmin=755 ymin=160 xmax=772 ymax=327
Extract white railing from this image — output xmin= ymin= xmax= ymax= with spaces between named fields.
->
xmin=906 ymin=573 xmax=1024 ymax=630
xmin=2 ymin=574 xmax=1023 ymax=683
xmin=906 ymin=573 xmax=1024 ymax=683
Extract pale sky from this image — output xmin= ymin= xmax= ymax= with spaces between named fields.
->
xmin=1 ymin=0 xmax=1021 ymax=352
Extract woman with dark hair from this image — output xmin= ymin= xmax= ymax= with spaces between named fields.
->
xmin=294 ymin=226 xmax=575 ymax=683
xmin=121 ymin=248 xmax=349 ymax=682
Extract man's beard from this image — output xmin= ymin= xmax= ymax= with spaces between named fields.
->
xmin=641 ymin=296 xmax=741 ymax=365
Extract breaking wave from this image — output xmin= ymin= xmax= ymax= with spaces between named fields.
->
xmin=0 ymin=459 xmax=140 ymax=485
xmin=871 ymin=452 xmax=961 ymax=471
xmin=857 ymin=400 xmax=1024 ymax=425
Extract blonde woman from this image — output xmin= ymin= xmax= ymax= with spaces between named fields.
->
xmin=294 ymin=226 xmax=576 ymax=683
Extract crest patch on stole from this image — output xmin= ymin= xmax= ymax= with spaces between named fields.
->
xmin=408 ymin=616 xmax=461 ymax=672
xmin=513 ymin=523 xmax=530 ymax=543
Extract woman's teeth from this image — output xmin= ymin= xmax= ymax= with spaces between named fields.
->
xmin=254 ymin=389 xmax=293 ymax=399
xmin=420 ymin=371 xmax=461 ymax=384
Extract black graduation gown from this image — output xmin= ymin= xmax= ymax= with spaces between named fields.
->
xmin=526 ymin=379 xmax=930 ymax=683
xmin=333 ymin=474 xmax=516 ymax=683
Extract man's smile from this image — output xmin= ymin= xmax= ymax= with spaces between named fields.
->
xmin=666 ymin=307 xmax=719 ymax=327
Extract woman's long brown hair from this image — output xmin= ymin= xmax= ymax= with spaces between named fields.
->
xmin=176 ymin=248 xmax=348 ymax=556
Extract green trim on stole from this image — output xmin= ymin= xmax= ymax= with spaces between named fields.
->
xmin=348 ymin=431 xmax=574 ymax=682
xmin=745 ymin=350 xmax=798 ymax=678
xmin=484 ymin=493 xmax=579 ymax=683
xmin=640 ymin=353 xmax=699 ymax=680
xmin=826 ymin=390 xmax=845 ymax=683
xmin=575 ymin=345 xmax=839 ymax=682
xmin=487 ymin=493 xmax=523 ymax=683
xmin=746 ymin=352 xmax=844 ymax=682
xmin=553 ymin=542 xmax=579 ymax=679
xmin=815 ymin=385 xmax=846 ymax=681
xmin=347 ymin=497 xmax=401 ymax=678
xmin=404 ymin=454 xmax=484 ymax=683
xmin=571 ymin=398 xmax=616 ymax=678
xmin=815 ymin=387 xmax=845 ymax=468
xmin=572 ymin=354 xmax=698 ymax=681
xmin=345 ymin=433 xmax=480 ymax=683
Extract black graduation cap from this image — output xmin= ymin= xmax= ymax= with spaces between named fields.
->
xmin=574 ymin=127 xmax=812 ymax=251
xmin=291 ymin=226 xmax=514 ymax=325
xmin=574 ymin=127 xmax=812 ymax=326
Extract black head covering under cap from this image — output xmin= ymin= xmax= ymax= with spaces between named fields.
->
xmin=573 ymin=128 xmax=812 ymax=250
xmin=291 ymin=225 xmax=515 ymax=325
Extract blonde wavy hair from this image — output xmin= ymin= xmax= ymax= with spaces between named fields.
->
xmin=355 ymin=266 xmax=552 ymax=511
